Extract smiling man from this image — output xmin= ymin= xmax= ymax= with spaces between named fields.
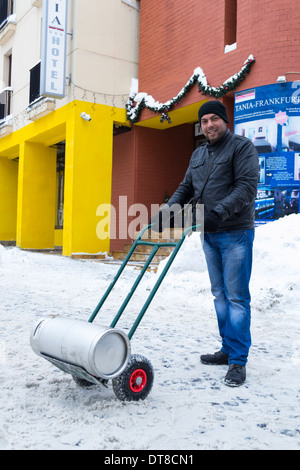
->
xmin=152 ymin=100 xmax=259 ymax=386
xmin=199 ymin=103 xmax=229 ymax=144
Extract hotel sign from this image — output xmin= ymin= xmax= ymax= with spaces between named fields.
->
xmin=40 ymin=0 xmax=68 ymax=99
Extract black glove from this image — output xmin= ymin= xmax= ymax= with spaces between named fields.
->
xmin=204 ymin=210 xmax=221 ymax=233
xmin=150 ymin=205 xmax=171 ymax=233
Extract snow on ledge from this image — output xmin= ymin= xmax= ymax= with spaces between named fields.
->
xmin=225 ymin=43 xmax=237 ymax=54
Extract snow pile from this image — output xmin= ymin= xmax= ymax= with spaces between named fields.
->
xmin=0 ymin=215 xmax=300 ymax=450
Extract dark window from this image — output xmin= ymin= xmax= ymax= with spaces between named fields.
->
xmin=29 ymin=62 xmax=41 ymax=104
xmin=0 ymin=0 xmax=8 ymax=26
xmin=0 ymin=54 xmax=12 ymax=120
xmin=0 ymin=102 xmax=4 ymax=120
xmin=7 ymin=53 xmax=12 ymax=114
xmin=0 ymin=89 xmax=12 ymax=119
xmin=0 ymin=0 xmax=14 ymax=28
xmin=56 ymin=145 xmax=65 ymax=230
xmin=224 ymin=0 xmax=237 ymax=46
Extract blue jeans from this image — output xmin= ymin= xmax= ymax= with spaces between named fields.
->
xmin=203 ymin=229 xmax=255 ymax=366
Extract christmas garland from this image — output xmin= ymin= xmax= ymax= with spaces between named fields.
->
xmin=126 ymin=55 xmax=255 ymax=125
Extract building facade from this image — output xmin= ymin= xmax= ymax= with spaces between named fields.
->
xmin=0 ymin=0 xmax=140 ymax=256
xmin=111 ymin=0 xmax=300 ymax=251
xmin=0 ymin=0 xmax=299 ymax=257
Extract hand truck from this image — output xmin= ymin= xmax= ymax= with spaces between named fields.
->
xmin=31 ymin=223 xmax=199 ymax=401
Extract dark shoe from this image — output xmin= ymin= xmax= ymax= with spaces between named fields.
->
xmin=200 ymin=350 xmax=229 ymax=365
xmin=224 ymin=364 xmax=246 ymax=387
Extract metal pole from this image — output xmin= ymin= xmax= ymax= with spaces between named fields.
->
xmin=88 ymin=225 xmax=150 ymax=323
xmin=127 ymin=227 xmax=195 ymax=340
xmin=110 ymin=245 xmax=159 ymax=328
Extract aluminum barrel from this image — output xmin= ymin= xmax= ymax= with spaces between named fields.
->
xmin=30 ymin=317 xmax=131 ymax=380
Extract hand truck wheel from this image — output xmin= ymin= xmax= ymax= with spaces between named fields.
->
xmin=112 ymin=354 xmax=154 ymax=401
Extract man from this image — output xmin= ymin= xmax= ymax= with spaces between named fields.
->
xmin=152 ymin=100 xmax=259 ymax=387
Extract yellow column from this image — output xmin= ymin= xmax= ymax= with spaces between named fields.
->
xmin=0 ymin=157 xmax=18 ymax=242
xmin=63 ymin=104 xmax=114 ymax=256
xmin=17 ymin=142 xmax=57 ymax=250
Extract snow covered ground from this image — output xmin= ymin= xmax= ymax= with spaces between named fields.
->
xmin=0 ymin=214 xmax=300 ymax=450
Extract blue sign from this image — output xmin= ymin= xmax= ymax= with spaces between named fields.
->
xmin=234 ymin=83 xmax=300 ymax=224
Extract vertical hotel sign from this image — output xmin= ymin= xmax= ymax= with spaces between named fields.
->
xmin=40 ymin=0 xmax=68 ymax=99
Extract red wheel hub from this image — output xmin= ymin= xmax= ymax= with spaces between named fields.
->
xmin=129 ymin=369 xmax=147 ymax=393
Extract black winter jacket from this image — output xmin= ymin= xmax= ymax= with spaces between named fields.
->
xmin=167 ymin=130 xmax=259 ymax=231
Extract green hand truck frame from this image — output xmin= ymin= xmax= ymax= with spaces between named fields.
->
xmin=86 ymin=223 xmax=200 ymax=401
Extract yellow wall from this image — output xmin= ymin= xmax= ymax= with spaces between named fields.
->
xmin=134 ymin=101 xmax=207 ymax=130
xmin=17 ymin=142 xmax=57 ymax=250
xmin=54 ymin=229 xmax=63 ymax=247
xmin=0 ymin=100 xmax=128 ymax=256
xmin=63 ymin=102 xmax=116 ymax=256
xmin=0 ymin=157 xmax=18 ymax=241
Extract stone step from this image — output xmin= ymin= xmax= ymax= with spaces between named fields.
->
xmin=112 ymin=250 xmax=168 ymax=263
xmin=111 ymin=227 xmax=184 ymax=265
xmin=71 ymin=253 xmax=107 ymax=260
xmin=123 ymin=243 xmax=174 ymax=255
xmin=136 ymin=227 xmax=184 ymax=241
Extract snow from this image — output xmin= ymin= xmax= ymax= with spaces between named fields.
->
xmin=0 ymin=14 xmax=16 ymax=32
xmin=7 ymin=14 xmax=17 ymax=25
xmin=129 ymin=78 xmax=139 ymax=97
xmin=126 ymin=55 xmax=255 ymax=123
xmin=225 ymin=43 xmax=237 ymax=54
xmin=0 ymin=114 xmax=13 ymax=128
xmin=0 ymin=214 xmax=300 ymax=450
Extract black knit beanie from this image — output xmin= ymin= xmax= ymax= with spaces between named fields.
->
xmin=198 ymin=101 xmax=229 ymax=125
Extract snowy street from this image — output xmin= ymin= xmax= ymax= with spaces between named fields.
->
xmin=0 ymin=215 xmax=300 ymax=450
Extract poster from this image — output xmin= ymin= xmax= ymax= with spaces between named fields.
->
xmin=234 ymin=82 xmax=300 ymax=225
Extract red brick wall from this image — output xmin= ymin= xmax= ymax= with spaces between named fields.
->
xmin=111 ymin=129 xmax=136 ymax=251
xmin=111 ymin=125 xmax=194 ymax=251
xmin=111 ymin=0 xmax=300 ymax=253
xmin=138 ymin=0 xmax=300 ymax=113
xmin=135 ymin=125 xmax=194 ymax=208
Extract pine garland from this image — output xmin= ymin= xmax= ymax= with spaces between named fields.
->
xmin=126 ymin=55 xmax=255 ymax=125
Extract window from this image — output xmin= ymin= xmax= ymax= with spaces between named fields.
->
xmin=55 ymin=142 xmax=65 ymax=230
xmin=0 ymin=89 xmax=11 ymax=119
xmin=0 ymin=0 xmax=14 ymax=29
xmin=0 ymin=53 xmax=12 ymax=120
xmin=7 ymin=53 xmax=12 ymax=113
xmin=224 ymin=0 xmax=237 ymax=48
xmin=29 ymin=61 xmax=41 ymax=104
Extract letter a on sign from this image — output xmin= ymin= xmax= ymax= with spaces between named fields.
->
xmin=40 ymin=0 xmax=68 ymax=98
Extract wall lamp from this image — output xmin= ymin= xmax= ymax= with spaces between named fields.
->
xmin=276 ymin=76 xmax=287 ymax=83
xmin=81 ymin=112 xmax=92 ymax=121
xmin=276 ymin=72 xmax=300 ymax=83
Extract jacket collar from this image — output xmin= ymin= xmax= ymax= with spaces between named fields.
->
xmin=207 ymin=129 xmax=231 ymax=150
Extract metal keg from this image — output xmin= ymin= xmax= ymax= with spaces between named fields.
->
xmin=30 ymin=317 xmax=131 ymax=380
